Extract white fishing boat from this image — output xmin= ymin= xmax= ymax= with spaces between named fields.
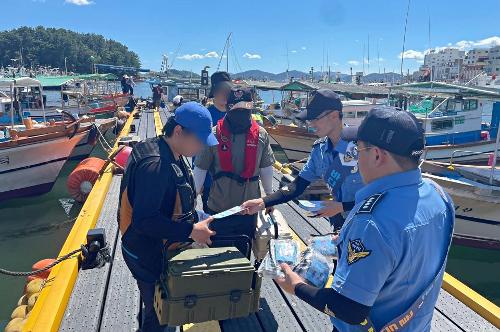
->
xmin=0 ymin=78 xmax=95 ymax=201
xmin=391 ymin=82 xmax=500 ymax=164
xmin=422 ymin=161 xmax=500 ymax=250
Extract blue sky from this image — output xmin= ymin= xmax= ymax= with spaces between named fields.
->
xmin=1 ymin=0 xmax=499 ymax=75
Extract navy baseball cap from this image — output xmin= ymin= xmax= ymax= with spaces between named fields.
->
xmin=174 ymin=102 xmax=218 ymax=146
xmin=227 ymin=87 xmax=254 ymax=110
xmin=296 ymin=89 xmax=343 ymax=121
xmin=209 ymin=71 xmax=233 ymax=98
xmin=341 ymin=106 xmax=424 ymax=159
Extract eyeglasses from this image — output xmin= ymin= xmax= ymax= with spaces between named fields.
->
xmin=356 ymin=146 xmax=373 ymax=153
xmin=306 ymin=111 xmax=336 ymax=125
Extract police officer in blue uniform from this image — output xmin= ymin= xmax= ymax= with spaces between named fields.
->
xmin=242 ymin=89 xmax=363 ymax=230
xmin=274 ymin=106 xmax=455 ymax=332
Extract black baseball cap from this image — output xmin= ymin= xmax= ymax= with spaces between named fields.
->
xmin=208 ymin=71 xmax=233 ymax=98
xmin=296 ymin=89 xmax=343 ymax=121
xmin=227 ymin=87 xmax=254 ymax=110
xmin=341 ymin=106 xmax=424 ymax=159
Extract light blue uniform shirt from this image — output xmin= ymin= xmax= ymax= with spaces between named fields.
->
xmin=331 ymin=169 xmax=454 ymax=331
xmin=299 ymin=137 xmax=363 ymax=205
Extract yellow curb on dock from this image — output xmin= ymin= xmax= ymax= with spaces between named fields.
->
xmin=153 ymin=108 xmax=163 ymax=136
xmin=442 ymin=273 xmax=500 ymax=328
xmin=23 ymin=111 xmax=136 ymax=332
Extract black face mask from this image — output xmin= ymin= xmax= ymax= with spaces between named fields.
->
xmin=225 ymin=109 xmax=252 ymax=134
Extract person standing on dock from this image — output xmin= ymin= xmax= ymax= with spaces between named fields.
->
xmin=152 ymin=83 xmax=163 ymax=110
xmin=193 ymin=86 xmax=275 ymax=243
xmin=195 ymin=71 xmax=234 ymax=212
xmin=118 ymin=102 xmax=218 ymax=332
xmin=242 ymin=89 xmax=363 ymax=231
xmin=273 ymin=107 xmax=455 ymax=332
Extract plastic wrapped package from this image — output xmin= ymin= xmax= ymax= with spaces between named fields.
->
xmin=293 ymin=248 xmax=334 ymax=288
xmin=270 ymin=239 xmax=300 ymax=266
xmin=309 ymin=234 xmax=338 ymax=258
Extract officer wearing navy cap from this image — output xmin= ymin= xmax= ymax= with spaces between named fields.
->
xmin=119 ymin=102 xmax=218 ymax=332
xmin=242 ymin=88 xmax=363 ymax=231
xmin=274 ymin=106 xmax=455 ymax=332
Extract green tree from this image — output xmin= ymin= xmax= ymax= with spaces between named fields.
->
xmin=0 ymin=26 xmax=140 ymax=73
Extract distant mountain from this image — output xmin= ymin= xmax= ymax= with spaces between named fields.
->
xmin=168 ymin=69 xmax=200 ymax=78
xmin=164 ymin=68 xmax=403 ymax=83
xmin=233 ymin=69 xmax=402 ymax=83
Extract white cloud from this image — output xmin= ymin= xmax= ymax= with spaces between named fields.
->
xmin=301 ymin=46 xmax=307 ymax=50
xmin=397 ymin=36 xmax=500 ymax=61
xmin=399 ymin=50 xmax=426 ymax=60
xmin=332 ymin=62 xmax=339 ymax=66
xmin=177 ymin=54 xmax=204 ymax=60
xmin=204 ymin=51 xmax=219 ymax=58
xmin=347 ymin=60 xmax=360 ymax=66
xmin=291 ymin=50 xmax=297 ymax=53
xmin=65 ymin=0 xmax=93 ymax=5
xmin=243 ymin=52 xmax=262 ymax=59
xmin=177 ymin=51 xmax=220 ymax=60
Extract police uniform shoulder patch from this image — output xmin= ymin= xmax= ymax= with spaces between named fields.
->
xmin=347 ymin=238 xmax=371 ymax=265
xmin=356 ymin=193 xmax=384 ymax=214
xmin=313 ymin=136 xmax=328 ymax=147
xmin=171 ymin=163 xmax=184 ymax=178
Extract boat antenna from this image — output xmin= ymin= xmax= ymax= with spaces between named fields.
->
xmin=362 ymin=41 xmax=365 ymax=75
xmin=377 ymin=38 xmax=381 ymax=74
xmin=400 ymin=0 xmax=411 ymax=81
xmin=367 ymin=33 xmax=370 ymax=75
xmin=286 ymin=42 xmax=290 ymax=81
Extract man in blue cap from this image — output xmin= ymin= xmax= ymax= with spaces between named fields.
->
xmin=118 ymin=102 xmax=218 ymax=332
xmin=242 ymin=88 xmax=363 ymax=231
xmin=274 ymin=106 xmax=455 ymax=332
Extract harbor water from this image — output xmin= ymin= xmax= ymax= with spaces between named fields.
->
xmin=0 ymin=83 xmax=499 ymax=328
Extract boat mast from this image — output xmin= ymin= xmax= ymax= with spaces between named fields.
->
xmin=400 ymin=0 xmax=411 ymax=81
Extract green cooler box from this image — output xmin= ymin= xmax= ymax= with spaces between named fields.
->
xmin=154 ymin=246 xmax=261 ymax=326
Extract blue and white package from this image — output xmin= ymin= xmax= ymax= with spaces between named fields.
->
xmin=309 ymin=234 xmax=338 ymax=258
xmin=270 ymin=239 xmax=300 ymax=266
xmin=293 ymin=248 xmax=334 ymax=288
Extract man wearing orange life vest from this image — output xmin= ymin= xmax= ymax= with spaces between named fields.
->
xmin=193 ymin=87 xmax=275 ymax=241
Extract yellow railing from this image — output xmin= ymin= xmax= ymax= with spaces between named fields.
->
xmin=23 ymin=111 xmax=136 ymax=332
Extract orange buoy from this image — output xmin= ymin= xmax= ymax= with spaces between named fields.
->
xmin=26 ymin=258 xmax=56 ymax=281
xmin=67 ymin=157 xmax=106 ymax=202
xmin=115 ymin=146 xmax=132 ymax=169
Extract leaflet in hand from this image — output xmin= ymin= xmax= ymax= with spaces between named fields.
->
xmin=212 ymin=206 xmax=244 ymax=219
xmin=298 ymin=200 xmax=325 ymax=212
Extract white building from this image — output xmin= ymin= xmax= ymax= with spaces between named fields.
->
xmin=424 ymin=48 xmax=465 ymax=81
xmin=462 ymin=48 xmax=490 ymax=81
xmin=485 ymin=45 xmax=500 ymax=76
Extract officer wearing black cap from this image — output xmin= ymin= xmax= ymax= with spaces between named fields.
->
xmin=193 ymin=86 xmax=275 ymax=243
xmin=242 ymin=88 xmax=363 ymax=231
xmin=274 ymin=106 xmax=455 ymax=332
